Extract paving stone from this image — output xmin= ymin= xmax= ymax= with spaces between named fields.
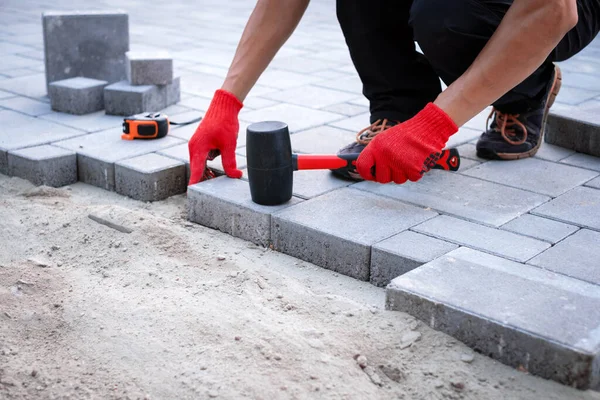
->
xmin=187 ymin=176 xmax=302 ymax=246
xmin=178 ymin=96 xmax=211 ymax=111
xmin=463 ymin=157 xmax=598 ymax=197
xmin=561 ymin=71 xmax=600 ymax=91
xmin=242 ymin=96 xmax=279 ymax=111
xmin=321 ymin=103 xmax=368 ymax=117
xmin=286 ymin=170 xmax=352 ymax=199
xmin=370 ymin=231 xmax=458 ymax=287
xmin=42 ymin=11 xmax=129 ymax=91
xmin=104 ymin=79 xmax=179 ymax=116
xmin=115 ymin=153 xmax=186 ymax=201
xmin=40 ymin=111 xmax=123 ymax=133
xmin=586 ymin=176 xmax=600 ymax=189
xmin=354 ymin=171 xmax=549 ymax=227
xmin=560 ymin=152 xmax=600 ymax=172
xmin=270 ymin=56 xmax=343 ymax=74
xmin=386 ymin=247 xmax=600 ymax=389
xmin=0 ymin=96 xmax=52 ymax=116
xmin=272 ymin=188 xmax=437 ymax=281
xmin=328 ymin=113 xmax=369 ymax=133
xmin=412 ymin=215 xmax=549 ymax=262
xmin=1 ymin=68 xmax=41 ymax=79
xmin=551 ymin=85 xmax=600 ymax=105
xmin=534 ymin=143 xmax=576 ymax=162
xmin=53 ymin=128 xmax=183 ymax=190
xmin=463 ymin=107 xmax=492 ymax=131
xmin=501 ymin=214 xmax=578 ymax=244
xmin=290 ymin=125 xmax=357 ymax=154
xmin=7 ymin=145 xmax=76 ymax=187
xmin=456 ymin=143 xmax=487 ymax=162
xmin=207 ymin=154 xmax=247 ymax=176
xmin=546 ymin=110 xmax=600 ymax=157
xmin=528 ymin=229 xmax=600 ymax=285
xmin=457 ymin=158 xmax=480 ymax=171
xmin=0 ymin=90 xmax=15 ymax=100
xmin=314 ymin=75 xmax=363 ymax=95
xmin=48 ymin=77 xmax=108 ymax=115
xmin=240 ymin=104 xmax=343 ymax=133
xmin=446 ymin=127 xmax=481 ymax=148
xmin=126 ymin=51 xmax=173 ymax=85
xmin=262 ymin=85 xmax=359 ymax=109
xmin=0 ymin=54 xmax=40 ymax=72
xmin=256 ymin=69 xmax=322 ymax=90
xmin=532 ymin=186 xmax=600 ymax=231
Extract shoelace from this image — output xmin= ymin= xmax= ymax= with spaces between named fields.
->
xmin=356 ymin=119 xmax=392 ymax=145
xmin=487 ymin=109 xmax=528 ymax=145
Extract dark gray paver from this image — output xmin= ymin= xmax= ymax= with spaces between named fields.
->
xmin=7 ymin=145 xmax=76 ymax=187
xmin=126 ymin=52 xmax=173 ymax=85
xmin=370 ymin=231 xmax=457 ymax=287
xmin=187 ymin=176 xmax=302 ymax=246
xmin=115 ymin=153 xmax=186 ymax=201
xmin=560 ymin=152 xmax=600 ymax=172
xmin=412 ymin=215 xmax=549 ymax=262
xmin=501 ymin=214 xmax=579 ymax=244
xmin=532 ymin=186 xmax=600 ymax=231
xmin=42 ymin=11 xmax=129 ymax=90
xmin=48 ymin=77 xmax=108 ymax=115
xmin=386 ymin=247 xmax=600 ymax=389
xmin=546 ymin=110 xmax=600 ymax=157
xmin=529 ymin=229 xmax=600 ymax=285
xmin=104 ymin=81 xmax=165 ymax=116
xmin=354 ymin=171 xmax=549 ymax=227
xmin=240 ymin=104 xmax=343 ymax=133
xmin=272 ymin=188 xmax=437 ymax=281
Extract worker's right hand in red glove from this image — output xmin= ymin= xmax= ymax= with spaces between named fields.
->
xmin=188 ymin=89 xmax=244 ymax=185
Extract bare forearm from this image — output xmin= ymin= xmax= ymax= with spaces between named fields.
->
xmin=222 ymin=0 xmax=310 ymax=101
xmin=435 ymin=0 xmax=578 ymax=126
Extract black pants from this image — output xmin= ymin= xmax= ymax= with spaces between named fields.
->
xmin=337 ymin=0 xmax=600 ymax=122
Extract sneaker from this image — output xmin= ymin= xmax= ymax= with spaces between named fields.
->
xmin=476 ymin=65 xmax=562 ymax=160
xmin=332 ymin=119 xmax=398 ymax=181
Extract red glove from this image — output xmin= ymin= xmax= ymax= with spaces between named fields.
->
xmin=356 ymin=103 xmax=458 ymax=184
xmin=188 ymin=89 xmax=244 ymax=185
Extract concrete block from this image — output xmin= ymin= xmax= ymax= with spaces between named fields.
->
xmin=156 ymin=143 xmax=189 ymax=179
xmin=501 ymin=214 xmax=578 ymax=244
xmin=48 ymin=77 xmax=108 ymax=115
xmin=240 ymin=104 xmax=342 ymax=133
xmin=104 ymin=81 xmax=164 ymax=116
xmin=529 ymin=229 xmax=600 ymax=285
xmin=354 ymin=171 xmax=549 ymax=227
xmin=115 ymin=153 xmax=186 ymax=201
xmin=370 ymin=231 xmax=457 ymax=287
xmin=560 ymin=152 xmax=600 ymax=172
xmin=386 ymin=247 xmax=600 ymax=389
xmin=162 ymin=76 xmax=180 ymax=106
xmin=546 ymin=111 xmax=600 ymax=157
xmin=42 ymin=11 xmax=129 ymax=91
xmin=532 ymin=186 xmax=600 ymax=231
xmin=271 ymin=188 xmax=437 ymax=281
xmin=126 ymin=51 xmax=173 ymax=85
xmin=187 ymin=177 xmax=302 ymax=246
xmin=463 ymin=157 xmax=598 ymax=197
xmin=7 ymin=145 xmax=76 ymax=187
xmin=412 ymin=215 xmax=549 ymax=262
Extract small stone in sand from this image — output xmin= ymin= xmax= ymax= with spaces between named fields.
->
xmin=355 ymin=355 xmax=368 ymax=369
xmin=217 ymin=255 xmax=226 ymax=261
xmin=461 ymin=353 xmax=474 ymax=363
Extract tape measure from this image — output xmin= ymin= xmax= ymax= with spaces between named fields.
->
xmin=121 ymin=112 xmax=202 ymax=141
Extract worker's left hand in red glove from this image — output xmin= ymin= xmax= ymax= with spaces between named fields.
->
xmin=188 ymin=89 xmax=244 ymax=185
xmin=356 ymin=103 xmax=458 ymax=184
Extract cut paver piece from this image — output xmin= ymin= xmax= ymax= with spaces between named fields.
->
xmin=386 ymin=247 xmax=600 ymax=389
xmin=126 ymin=51 xmax=173 ymax=85
xmin=271 ymin=188 xmax=437 ymax=281
xmin=115 ymin=153 xmax=186 ymax=201
xmin=187 ymin=176 xmax=302 ymax=247
xmin=532 ymin=186 xmax=600 ymax=231
xmin=501 ymin=214 xmax=578 ymax=244
xmin=354 ymin=171 xmax=549 ymax=227
xmin=48 ymin=77 xmax=108 ymax=115
xmin=370 ymin=231 xmax=457 ymax=287
xmin=463 ymin=157 xmax=598 ymax=197
xmin=412 ymin=215 xmax=549 ymax=262
xmin=42 ymin=11 xmax=129 ymax=91
xmin=7 ymin=145 xmax=76 ymax=187
xmin=546 ymin=110 xmax=600 ymax=157
xmin=104 ymin=81 xmax=165 ymax=116
xmin=529 ymin=229 xmax=600 ymax=285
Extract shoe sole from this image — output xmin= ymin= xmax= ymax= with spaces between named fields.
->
xmin=493 ymin=65 xmax=562 ymax=160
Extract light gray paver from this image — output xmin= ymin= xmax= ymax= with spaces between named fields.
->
xmin=0 ymin=96 xmax=52 ymax=116
xmin=546 ymin=110 xmax=600 ymax=157
xmin=290 ymin=125 xmax=357 ymax=154
xmin=188 ymin=176 xmax=302 ymax=246
xmin=271 ymin=188 xmax=437 ymax=281
xmin=354 ymin=171 xmax=549 ymax=227
xmin=535 ymin=142 xmax=576 ymax=162
xmin=446 ymin=127 xmax=481 ymax=148
xmin=321 ymin=102 xmax=368 ymax=117
xmin=560 ymin=152 xmax=600 ymax=172
xmin=262 ymin=85 xmax=359 ymax=109
xmin=240 ymin=104 xmax=343 ymax=133
xmin=463 ymin=157 xmax=598 ymax=197
xmin=7 ymin=145 xmax=76 ymax=187
xmin=529 ymin=229 xmax=600 ymax=285
xmin=532 ymin=186 xmax=600 ymax=231
xmin=412 ymin=215 xmax=549 ymax=262
xmin=370 ymin=231 xmax=458 ymax=287
xmin=386 ymin=247 xmax=600 ymax=389
xmin=126 ymin=52 xmax=173 ymax=85
xmin=501 ymin=214 xmax=578 ymax=244
xmin=287 ymin=170 xmax=352 ymax=199
xmin=40 ymin=111 xmax=124 ymax=133
xmin=115 ymin=153 xmax=186 ymax=201
xmin=586 ymin=176 xmax=600 ymax=189
xmin=48 ymin=77 xmax=108 ymax=115
xmin=104 ymin=81 xmax=165 ymax=116
xmin=328 ymin=113 xmax=369 ymax=133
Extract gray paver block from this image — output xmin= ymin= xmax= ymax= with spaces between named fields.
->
xmin=412 ymin=215 xmax=549 ymax=262
xmin=7 ymin=145 xmax=76 ymax=187
xmin=532 ymin=186 xmax=600 ymax=231
xmin=560 ymin=152 xmax=600 ymax=172
xmin=370 ymin=231 xmax=458 ymax=287
xmin=104 ymin=81 xmax=165 ymax=116
xmin=240 ymin=104 xmax=343 ymax=133
xmin=463 ymin=157 xmax=598 ymax=197
xmin=529 ymin=229 xmax=600 ymax=285
xmin=48 ymin=77 xmax=108 ymax=115
xmin=289 ymin=170 xmax=352 ymax=199
xmin=354 ymin=171 xmax=549 ymax=227
xmin=126 ymin=52 xmax=173 ymax=85
xmin=546 ymin=111 xmax=600 ymax=157
xmin=187 ymin=176 xmax=302 ymax=246
xmin=271 ymin=188 xmax=437 ymax=281
xmin=290 ymin=125 xmax=357 ymax=154
xmin=586 ymin=176 xmax=600 ymax=189
xmin=115 ymin=153 xmax=186 ymax=201
xmin=42 ymin=11 xmax=129 ymax=91
xmin=446 ymin=127 xmax=481 ymax=148
xmin=386 ymin=247 xmax=600 ymax=389
xmin=40 ymin=110 xmax=123 ymax=133
xmin=501 ymin=214 xmax=578 ymax=244
xmin=164 ymin=76 xmax=181 ymax=106
xmin=262 ymin=85 xmax=359 ymax=109
xmin=535 ymin=142 xmax=576 ymax=162
xmin=0 ymin=96 xmax=52 ymax=117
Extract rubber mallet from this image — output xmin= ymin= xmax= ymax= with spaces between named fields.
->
xmin=245 ymin=121 xmax=460 ymax=206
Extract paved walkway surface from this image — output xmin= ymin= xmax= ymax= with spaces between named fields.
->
xmin=1 ymin=0 xmax=600 ymax=390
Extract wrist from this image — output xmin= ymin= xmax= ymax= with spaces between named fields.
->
xmin=410 ymin=103 xmax=459 ymax=143
xmin=205 ymin=89 xmax=244 ymax=119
